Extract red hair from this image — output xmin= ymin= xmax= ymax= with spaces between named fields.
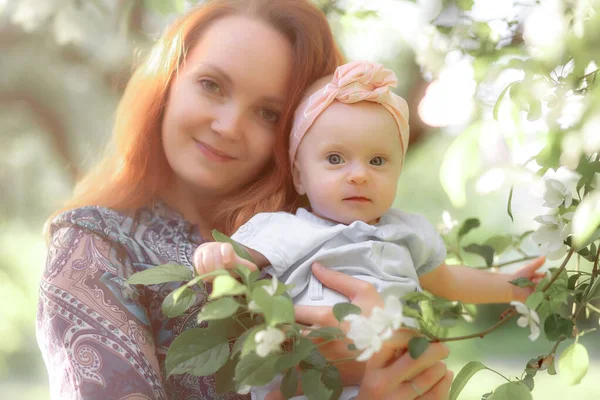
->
xmin=51 ymin=0 xmax=344 ymax=235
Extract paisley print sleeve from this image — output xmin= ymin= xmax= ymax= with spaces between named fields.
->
xmin=37 ymin=223 xmax=167 ymax=400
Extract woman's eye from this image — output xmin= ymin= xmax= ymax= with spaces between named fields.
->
xmin=200 ymin=79 xmax=221 ymax=94
xmin=326 ymin=154 xmax=344 ymax=165
xmin=259 ymin=109 xmax=280 ymax=124
xmin=370 ymin=156 xmax=386 ymax=166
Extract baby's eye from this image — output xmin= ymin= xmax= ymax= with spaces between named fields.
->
xmin=258 ymin=108 xmax=280 ymax=124
xmin=326 ymin=154 xmax=344 ymax=165
xmin=370 ymin=156 xmax=386 ymax=166
xmin=200 ymin=79 xmax=221 ymax=94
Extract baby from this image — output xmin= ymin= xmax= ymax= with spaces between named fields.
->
xmin=193 ymin=61 xmax=545 ymax=399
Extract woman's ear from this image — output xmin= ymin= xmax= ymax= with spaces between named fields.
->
xmin=292 ymin=160 xmax=306 ymax=195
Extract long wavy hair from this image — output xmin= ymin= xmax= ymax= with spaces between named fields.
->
xmin=50 ymin=0 xmax=345 ymax=235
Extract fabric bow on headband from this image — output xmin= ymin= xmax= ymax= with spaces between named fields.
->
xmin=289 ymin=60 xmax=410 ymax=166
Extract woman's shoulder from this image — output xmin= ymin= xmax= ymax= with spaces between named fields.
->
xmin=48 ymin=205 xmax=132 ymax=240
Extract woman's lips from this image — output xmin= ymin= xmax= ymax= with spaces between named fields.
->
xmin=193 ymin=139 xmax=235 ymax=162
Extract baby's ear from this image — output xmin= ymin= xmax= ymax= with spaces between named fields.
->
xmin=292 ymin=160 xmax=306 ymax=196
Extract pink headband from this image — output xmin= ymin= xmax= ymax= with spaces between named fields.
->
xmin=289 ymin=60 xmax=410 ymax=166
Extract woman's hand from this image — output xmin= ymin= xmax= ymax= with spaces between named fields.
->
xmin=266 ymin=263 xmax=453 ymax=399
xmin=358 ymin=337 xmax=452 ymax=400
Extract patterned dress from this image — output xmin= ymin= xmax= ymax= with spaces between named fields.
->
xmin=37 ymin=203 xmax=249 ymax=400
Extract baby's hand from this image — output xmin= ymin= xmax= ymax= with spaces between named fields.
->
xmin=510 ymin=256 xmax=546 ymax=302
xmin=193 ymin=242 xmax=258 ymax=280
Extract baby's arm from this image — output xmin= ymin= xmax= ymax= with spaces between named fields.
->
xmin=193 ymin=242 xmax=270 ymax=278
xmin=419 ymin=256 xmax=546 ymax=304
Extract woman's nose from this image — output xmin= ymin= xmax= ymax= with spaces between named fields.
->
xmin=211 ymin=104 xmax=244 ymax=139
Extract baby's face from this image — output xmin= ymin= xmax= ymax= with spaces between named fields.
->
xmin=293 ymin=101 xmax=403 ymax=225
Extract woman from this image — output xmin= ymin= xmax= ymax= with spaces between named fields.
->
xmin=37 ymin=1 xmax=452 ymax=399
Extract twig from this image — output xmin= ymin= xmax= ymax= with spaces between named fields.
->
xmin=433 ymin=250 xmax=575 ymax=343
xmin=541 ymin=250 xmax=575 ymax=291
xmin=434 ymin=310 xmax=516 ymax=342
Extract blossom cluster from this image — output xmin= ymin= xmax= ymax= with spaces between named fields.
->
xmin=343 ymin=296 xmax=406 ymax=361
xmin=532 ymin=177 xmax=574 ymax=260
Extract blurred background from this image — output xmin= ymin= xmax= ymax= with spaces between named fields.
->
xmin=1 ymin=0 xmax=599 ymax=398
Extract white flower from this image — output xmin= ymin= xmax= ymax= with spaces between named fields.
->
xmin=532 ymin=214 xmax=569 ymax=260
xmin=262 ymin=276 xmax=279 ymax=296
xmin=344 ymin=314 xmax=384 ymax=362
xmin=255 ymin=327 xmax=285 ymax=358
xmin=344 ymin=295 xmax=406 ymax=362
xmin=438 ymin=210 xmax=459 ymax=235
xmin=543 ymin=179 xmax=573 ymax=209
xmin=510 ymin=301 xmax=541 ymax=341
xmin=247 ymin=300 xmax=260 ymax=312
xmin=53 ymin=5 xmax=86 ymax=46
xmin=11 ymin=0 xmax=57 ymax=32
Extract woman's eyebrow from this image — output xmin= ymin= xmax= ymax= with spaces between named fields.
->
xmin=194 ymin=63 xmax=233 ymax=86
xmin=260 ymin=96 xmax=285 ymax=107
xmin=194 ymin=63 xmax=284 ymax=106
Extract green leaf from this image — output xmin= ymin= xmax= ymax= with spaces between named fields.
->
xmin=332 ymin=303 xmax=361 ymax=322
xmin=302 ymin=369 xmax=333 ymax=400
xmin=212 ymin=229 xmax=254 ymax=263
xmin=463 ymin=243 xmax=495 ymax=267
xmin=485 ymin=235 xmax=513 ymax=254
xmin=449 ymin=361 xmax=488 ymax=400
xmin=275 ymin=338 xmax=317 ymax=371
xmin=488 ymin=382 xmax=532 ymax=400
xmin=568 ymin=274 xmax=581 ymax=290
xmin=493 ymin=81 xmax=520 ymax=121
xmin=169 ymin=342 xmax=230 ymax=377
xmin=165 ymin=320 xmax=237 ymax=376
xmin=322 ymin=365 xmax=343 ymax=400
xmin=403 ymin=291 xmax=435 ymax=303
xmin=458 ymin=218 xmax=481 ymax=240
xmin=571 ymin=191 xmax=600 ymax=248
xmin=236 ymin=352 xmax=280 ymax=386
xmin=126 ymin=263 xmax=193 ymax=285
xmin=558 ymin=342 xmax=589 ymax=385
xmin=544 ymin=313 xmax=574 ymax=341
xmin=300 ymin=348 xmax=327 ymax=369
xmin=209 ymin=275 xmax=246 ymax=299
xmin=525 ymin=291 xmax=544 ymax=310
xmin=281 ymin=368 xmax=299 ymax=399
xmin=252 ymin=287 xmax=295 ymax=326
xmin=196 ymin=297 xmax=240 ymax=321
xmin=510 ymin=277 xmax=536 ymax=289
xmin=408 ymin=337 xmax=429 ymax=359
xmin=527 ymin=99 xmax=542 ymax=121
xmin=307 ymin=327 xmax=345 ymax=340
xmin=456 ymin=0 xmax=475 ymax=11
xmin=548 ymin=357 xmax=557 ymax=375
xmin=162 ymin=286 xmax=196 ymax=318
xmin=507 ymin=186 xmax=515 ymax=222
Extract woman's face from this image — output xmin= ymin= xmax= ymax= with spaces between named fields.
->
xmin=161 ymin=15 xmax=293 ymax=199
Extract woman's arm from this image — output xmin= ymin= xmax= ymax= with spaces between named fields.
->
xmin=419 ymin=256 xmax=546 ymax=303
xmin=38 ymin=226 xmax=166 ymax=400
